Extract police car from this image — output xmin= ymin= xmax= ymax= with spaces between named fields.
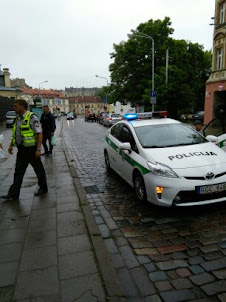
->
xmin=104 ymin=113 xmax=226 ymax=207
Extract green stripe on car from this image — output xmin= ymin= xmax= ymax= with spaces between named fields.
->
xmin=219 ymin=139 xmax=226 ymax=148
xmin=105 ymin=136 xmax=150 ymax=175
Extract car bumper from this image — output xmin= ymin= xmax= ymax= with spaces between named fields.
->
xmin=143 ymin=173 xmax=226 ymax=207
xmin=6 ymin=121 xmax=15 ymax=125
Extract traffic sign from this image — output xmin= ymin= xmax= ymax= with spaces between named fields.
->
xmin=150 ymin=90 xmax=157 ymax=97
xmin=151 ymin=97 xmax=156 ymax=104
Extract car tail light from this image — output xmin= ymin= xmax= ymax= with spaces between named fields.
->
xmin=160 ymin=111 xmax=168 ymax=117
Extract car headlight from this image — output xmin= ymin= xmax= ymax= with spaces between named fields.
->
xmin=147 ymin=161 xmax=178 ymax=178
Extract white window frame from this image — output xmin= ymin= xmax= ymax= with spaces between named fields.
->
xmin=217 ymin=47 xmax=223 ymax=70
xmin=220 ymin=2 xmax=225 ymax=24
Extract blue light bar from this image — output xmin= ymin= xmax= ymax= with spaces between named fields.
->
xmin=124 ymin=113 xmax=138 ymax=120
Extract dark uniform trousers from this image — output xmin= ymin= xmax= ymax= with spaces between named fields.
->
xmin=42 ymin=131 xmax=53 ymax=155
xmin=8 ymin=145 xmax=48 ymax=198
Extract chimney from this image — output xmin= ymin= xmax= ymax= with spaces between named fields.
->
xmin=3 ymin=68 xmax=11 ymax=87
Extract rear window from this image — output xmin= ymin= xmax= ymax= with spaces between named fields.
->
xmin=6 ymin=111 xmax=16 ymax=117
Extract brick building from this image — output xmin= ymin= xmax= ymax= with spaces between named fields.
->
xmin=205 ymin=0 xmax=226 ymax=124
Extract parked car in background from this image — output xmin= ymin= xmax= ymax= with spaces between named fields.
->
xmin=97 ymin=112 xmax=107 ymax=123
xmin=5 ymin=111 xmax=16 ymax=128
xmin=67 ymin=112 xmax=75 ymax=120
xmin=192 ymin=111 xmax=204 ymax=123
xmin=85 ymin=113 xmax=97 ymax=122
xmin=100 ymin=112 xmax=109 ymax=125
xmin=103 ymin=113 xmax=123 ymax=127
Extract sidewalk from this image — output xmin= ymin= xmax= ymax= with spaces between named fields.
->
xmin=0 ymin=125 xmax=123 ymax=301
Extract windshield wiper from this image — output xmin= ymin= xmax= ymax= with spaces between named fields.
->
xmin=143 ymin=145 xmax=166 ymax=148
xmin=166 ymin=142 xmax=205 ymax=147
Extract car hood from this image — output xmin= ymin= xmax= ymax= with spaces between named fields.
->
xmin=144 ymin=142 xmax=226 ymax=169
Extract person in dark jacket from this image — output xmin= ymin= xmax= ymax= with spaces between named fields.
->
xmin=40 ymin=105 xmax=56 ymax=156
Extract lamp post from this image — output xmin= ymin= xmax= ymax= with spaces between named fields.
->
xmin=134 ymin=32 xmax=155 ymax=113
xmin=95 ymin=75 xmax=109 ymax=109
xmin=34 ymin=81 xmax=48 ymax=108
xmin=39 ymin=80 xmax=48 ymax=93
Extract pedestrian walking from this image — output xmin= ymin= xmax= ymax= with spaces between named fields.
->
xmin=0 ymin=99 xmax=48 ymax=201
xmin=40 ymin=105 xmax=56 ymax=156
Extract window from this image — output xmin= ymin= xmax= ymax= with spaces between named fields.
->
xmin=135 ymin=123 xmax=206 ymax=148
xmin=120 ymin=126 xmax=139 ymax=153
xmin=203 ymin=117 xmax=226 ymax=137
xmin=0 ymin=75 xmax=5 ymax=86
xmin=111 ymin=123 xmax=123 ymax=140
xmin=220 ymin=2 xmax=225 ymax=24
xmin=217 ymin=47 xmax=223 ymax=70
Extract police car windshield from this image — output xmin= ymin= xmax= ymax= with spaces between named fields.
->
xmin=135 ymin=123 xmax=207 ymax=148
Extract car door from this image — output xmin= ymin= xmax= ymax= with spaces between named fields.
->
xmin=117 ymin=125 xmax=140 ymax=186
xmin=203 ymin=117 xmax=226 ymax=151
xmin=106 ymin=123 xmax=124 ymax=171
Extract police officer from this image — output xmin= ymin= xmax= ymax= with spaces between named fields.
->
xmin=1 ymin=99 xmax=48 ymax=201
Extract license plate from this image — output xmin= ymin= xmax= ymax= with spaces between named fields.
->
xmin=196 ymin=182 xmax=226 ymax=195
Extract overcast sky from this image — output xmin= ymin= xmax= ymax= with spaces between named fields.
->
xmin=1 ymin=0 xmax=215 ymax=90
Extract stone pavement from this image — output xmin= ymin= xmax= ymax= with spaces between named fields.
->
xmin=1 ymin=118 xmax=226 ymax=302
xmin=62 ymin=117 xmax=226 ymax=302
xmin=0 ymin=124 xmax=123 ymax=301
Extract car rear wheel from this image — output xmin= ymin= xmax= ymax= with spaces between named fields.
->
xmin=134 ymin=172 xmax=147 ymax=202
xmin=104 ymin=150 xmax=111 ymax=170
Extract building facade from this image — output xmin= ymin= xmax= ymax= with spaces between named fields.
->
xmin=205 ymin=0 xmax=226 ymax=124
xmin=65 ymin=87 xmax=99 ymax=97
xmin=69 ymin=96 xmax=109 ymax=115
xmin=20 ymin=88 xmax=69 ymax=114
xmin=0 ymin=67 xmax=21 ymax=99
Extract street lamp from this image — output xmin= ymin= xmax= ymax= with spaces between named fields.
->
xmin=34 ymin=81 xmax=48 ymax=107
xmin=134 ymin=32 xmax=155 ymax=113
xmin=95 ymin=74 xmax=109 ymax=107
xmin=95 ymin=75 xmax=109 ymax=86
xmin=39 ymin=80 xmax=48 ymax=92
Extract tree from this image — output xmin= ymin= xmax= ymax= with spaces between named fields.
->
xmin=108 ymin=17 xmax=212 ymax=118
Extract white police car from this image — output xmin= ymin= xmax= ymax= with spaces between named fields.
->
xmin=104 ymin=113 xmax=226 ymax=207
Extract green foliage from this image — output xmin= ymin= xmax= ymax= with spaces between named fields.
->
xmin=108 ymin=17 xmax=212 ymax=118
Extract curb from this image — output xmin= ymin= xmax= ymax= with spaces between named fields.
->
xmin=62 ymin=137 xmax=125 ymax=302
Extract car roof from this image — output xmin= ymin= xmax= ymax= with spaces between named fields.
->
xmin=6 ymin=111 xmax=16 ymax=115
xmin=127 ymin=118 xmax=181 ymax=128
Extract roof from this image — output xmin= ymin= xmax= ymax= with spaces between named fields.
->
xmin=129 ymin=118 xmax=180 ymax=128
xmin=21 ymin=88 xmax=65 ymax=98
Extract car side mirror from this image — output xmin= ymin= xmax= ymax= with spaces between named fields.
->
xmin=120 ymin=142 xmax=132 ymax=153
xmin=206 ymin=135 xmax=218 ymax=142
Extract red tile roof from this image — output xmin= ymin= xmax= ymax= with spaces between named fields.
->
xmin=21 ymin=88 xmax=65 ymax=98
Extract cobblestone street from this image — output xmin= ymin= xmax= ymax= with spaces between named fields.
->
xmin=0 ymin=117 xmax=226 ymax=301
xmin=63 ymin=117 xmax=226 ymax=301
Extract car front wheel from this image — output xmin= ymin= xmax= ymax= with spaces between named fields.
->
xmin=134 ymin=172 xmax=147 ymax=202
